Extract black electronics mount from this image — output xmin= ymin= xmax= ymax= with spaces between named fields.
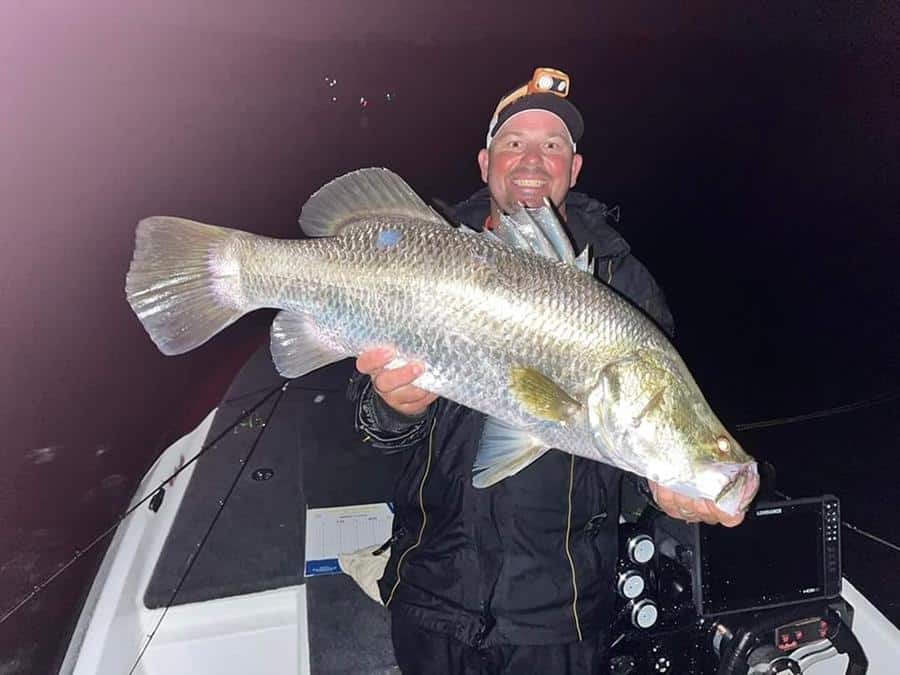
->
xmin=608 ymin=491 xmax=868 ymax=674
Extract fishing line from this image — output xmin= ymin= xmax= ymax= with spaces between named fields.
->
xmin=774 ymin=490 xmax=900 ymax=555
xmin=128 ymin=381 xmax=289 ymax=674
xmin=735 ymin=388 xmax=900 ymax=431
xmin=841 ymin=522 xmax=900 ymax=555
xmin=0 ymin=381 xmax=287 ymax=627
xmin=223 ymin=381 xmax=344 ymax=405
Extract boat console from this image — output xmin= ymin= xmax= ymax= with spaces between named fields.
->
xmin=609 ymin=495 xmax=869 ymax=674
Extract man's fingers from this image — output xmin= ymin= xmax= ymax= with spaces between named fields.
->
xmin=649 ymin=481 xmax=747 ymax=527
xmin=373 ymin=362 xmax=424 ymax=393
xmin=392 ymin=393 xmax=439 ymax=417
xmin=355 ymin=347 xmax=395 ymax=375
xmin=713 ymin=507 xmax=745 ymax=528
xmin=386 ymin=385 xmax=433 ymax=406
xmin=693 ymin=500 xmax=719 ymax=525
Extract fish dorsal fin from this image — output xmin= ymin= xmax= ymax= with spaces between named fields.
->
xmin=529 ymin=198 xmax=580 ymax=264
xmin=299 ymin=167 xmax=445 ymax=237
xmin=456 ymin=222 xmax=482 ymax=236
xmin=575 ymin=244 xmax=595 ymax=275
xmin=480 ymin=228 xmax=504 ymax=244
xmin=498 ymin=209 xmax=559 ymax=261
xmin=496 ymin=201 xmax=593 ymax=273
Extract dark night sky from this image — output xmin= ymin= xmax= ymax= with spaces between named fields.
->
xmin=0 ymin=2 xmax=898 ymax=672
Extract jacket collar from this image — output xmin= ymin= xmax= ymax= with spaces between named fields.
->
xmin=450 ymin=187 xmax=630 ymax=261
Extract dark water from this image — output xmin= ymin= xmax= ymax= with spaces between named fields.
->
xmin=1 ymin=4 xmax=897 ymax=673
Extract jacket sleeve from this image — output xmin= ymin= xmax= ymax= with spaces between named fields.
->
xmin=347 ymin=372 xmax=432 ymax=452
xmin=607 ymin=254 xmax=675 ymax=339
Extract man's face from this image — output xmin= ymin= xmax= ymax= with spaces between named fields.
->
xmin=478 ymin=109 xmax=583 ymax=218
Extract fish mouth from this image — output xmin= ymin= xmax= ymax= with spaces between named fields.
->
xmin=713 ymin=462 xmax=760 ymax=516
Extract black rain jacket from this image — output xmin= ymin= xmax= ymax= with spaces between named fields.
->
xmin=353 ymin=188 xmax=674 ymax=647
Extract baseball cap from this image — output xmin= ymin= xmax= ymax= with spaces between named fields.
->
xmin=485 ymin=67 xmax=584 ymax=151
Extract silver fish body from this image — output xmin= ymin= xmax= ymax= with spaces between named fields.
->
xmin=126 ymin=168 xmax=758 ymax=513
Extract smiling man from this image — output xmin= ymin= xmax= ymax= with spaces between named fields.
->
xmin=352 ymin=68 xmax=740 ymax=674
xmin=479 ymin=107 xmax=583 ymax=217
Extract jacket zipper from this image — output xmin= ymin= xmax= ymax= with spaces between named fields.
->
xmin=564 ymin=454 xmax=583 ymax=640
xmin=385 ymin=418 xmax=437 ymax=607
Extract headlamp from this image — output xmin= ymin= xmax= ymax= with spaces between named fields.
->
xmin=486 ymin=67 xmax=582 ymax=151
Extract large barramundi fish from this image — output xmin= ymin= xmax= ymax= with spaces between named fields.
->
xmin=126 ymin=168 xmax=758 ymax=514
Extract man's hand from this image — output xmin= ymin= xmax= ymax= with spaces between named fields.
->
xmin=648 ymin=481 xmax=745 ymax=528
xmin=355 ymin=347 xmax=438 ymax=417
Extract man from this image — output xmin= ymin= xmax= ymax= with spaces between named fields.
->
xmin=353 ymin=68 xmax=744 ymax=674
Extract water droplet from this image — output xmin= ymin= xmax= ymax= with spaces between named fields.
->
xmin=313 ymin=394 xmax=325 ymax=404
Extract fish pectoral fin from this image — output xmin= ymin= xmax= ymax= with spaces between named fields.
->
xmin=270 ymin=311 xmax=347 ymax=378
xmin=509 ymin=366 xmax=582 ymax=423
xmin=298 ymin=167 xmax=445 ymax=237
xmin=472 ymin=417 xmax=551 ymax=488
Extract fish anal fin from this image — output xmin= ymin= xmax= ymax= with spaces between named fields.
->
xmin=510 ymin=366 xmax=582 ymax=423
xmin=270 ymin=311 xmax=347 ymax=378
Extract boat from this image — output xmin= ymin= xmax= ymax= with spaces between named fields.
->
xmin=59 ymin=348 xmax=900 ymax=674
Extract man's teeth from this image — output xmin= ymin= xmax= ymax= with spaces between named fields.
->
xmin=512 ymin=179 xmax=546 ymax=187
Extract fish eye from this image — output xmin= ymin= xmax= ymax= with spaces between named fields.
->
xmin=715 ymin=436 xmax=731 ymax=454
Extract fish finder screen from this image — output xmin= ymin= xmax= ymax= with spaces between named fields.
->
xmin=698 ymin=506 xmax=823 ymax=615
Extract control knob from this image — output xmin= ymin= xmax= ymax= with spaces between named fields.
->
xmin=631 ymin=599 xmax=658 ymax=629
xmin=627 ymin=534 xmax=656 ymax=564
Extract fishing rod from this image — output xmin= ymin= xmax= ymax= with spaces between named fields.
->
xmin=128 ymin=381 xmax=290 ymax=673
xmin=771 ymin=489 xmax=900 ymax=555
xmin=735 ymin=390 xmax=900 ymax=555
xmin=0 ymin=381 xmax=290 ymax=626
xmin=734 ymin=388 xmax=900 ymax=431
xmin=0 ymin=377 xmax=354 ymax=627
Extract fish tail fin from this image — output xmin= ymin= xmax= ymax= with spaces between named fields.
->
xmin=126 ymin=216 xmax=252 ymax=355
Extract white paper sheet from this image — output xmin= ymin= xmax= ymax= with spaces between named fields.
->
xmin=304 ymin=503 xmax=394 ymax=577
